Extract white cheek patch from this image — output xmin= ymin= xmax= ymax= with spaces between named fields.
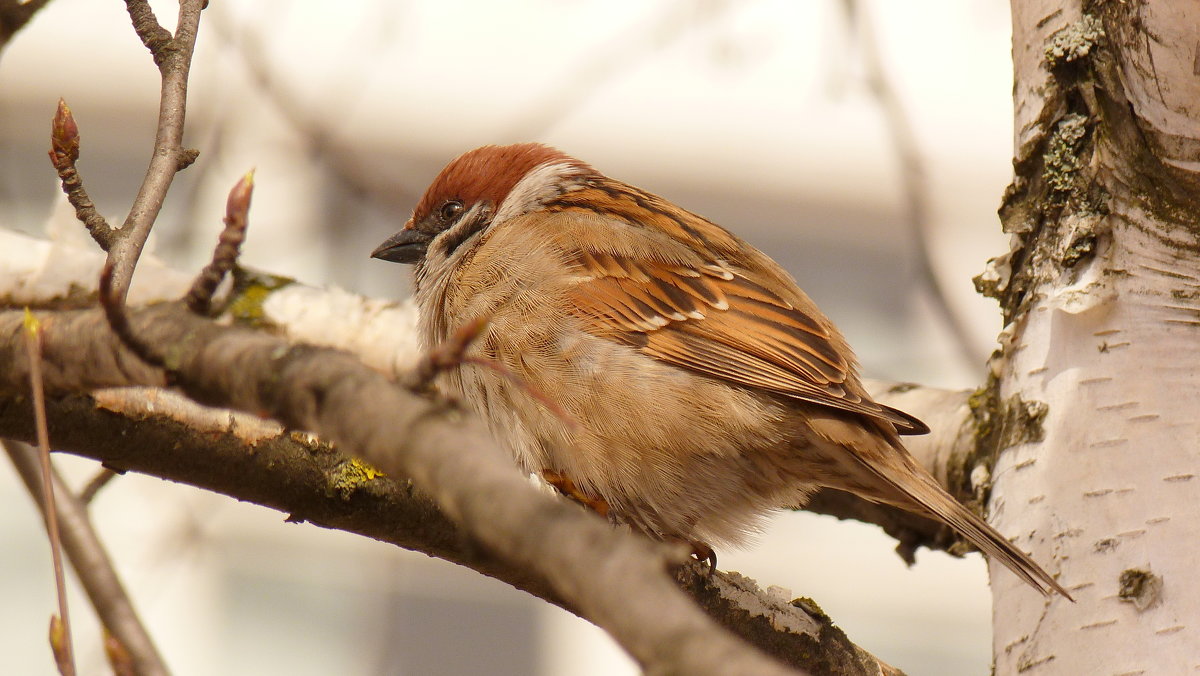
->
xmin=493 ymin=161 xmax=588 ymax=225
xmin=430 ymin=203 xmax=491 ymax=263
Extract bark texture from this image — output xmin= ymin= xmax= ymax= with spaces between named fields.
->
xmin=0 ymin=297 xmax=911 ymax=676
xmin=982 ymin=2 xmax=1200 ymax=671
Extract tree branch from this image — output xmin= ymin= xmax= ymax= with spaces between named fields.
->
xmin=3 ymin=225 xmax=981 ymax=569
xmin=0 ymin=299 xmax=909 ymax=674
xmin=1 ymin=303 xmax=828 ymax=676
xmin=0 ymin=0 xmax=53 ymax=55
xmin=49 ymin=100 xmax=115 ymax=250
xmin=3 ymin=440 xmax=168 ymax=676
xmin=841 ymin=0 xmax=987 ymax=368
xmin=107 ymin=0 xmax=204 ymax=310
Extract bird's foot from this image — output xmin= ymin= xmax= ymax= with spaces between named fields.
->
xmin=690 ymin=540 xmax=718 ymax=575
xmin=540 ymin=469 xmax=610 ymax=518
xmin=663 ymin=536 xmax=717 ymax=575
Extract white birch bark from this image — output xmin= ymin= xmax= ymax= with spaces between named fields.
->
xmin=987 ymin=2 xmax=1200 ymax=672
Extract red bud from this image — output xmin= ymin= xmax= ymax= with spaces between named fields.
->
xmin=49 ymin=99 xmax=80 ymax=168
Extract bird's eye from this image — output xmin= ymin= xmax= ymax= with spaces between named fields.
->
xmin=439 ymin=200 xmax=464 ymax=222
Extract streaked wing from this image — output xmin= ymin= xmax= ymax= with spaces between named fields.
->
xmin=547 ymin=191 xmax=929 ymax=435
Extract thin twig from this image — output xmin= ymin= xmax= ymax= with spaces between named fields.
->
xmin=186 ymin=171 xmax=254 ymax=314
xmin=99 ymin=260 xmax=166 ymax=371
xmin=410 ymin=317 xmax=581 ymax=432
xmin=123 ymin=0 xmax=173 ymax=63
xmin=407 ymin=316 xmax=491 ymax=390
xmin=21 ymin=313 xmax=74 ymax=676
xmin=505 ymin=0 xmax=735 ymax=140
xmin=460 ymin=356 xmax=581 ymax=433
xmin=842 ymin=0 xmax=986 ymax=369
xmin=79 ymin=468 xmax=119 ymax=505
xmin=48 ymin=99 xmax=115 ymax=250
xmin=104 ymin=0 xmax=205 ymax=315
xmin=3 ymin=440 xmax=170 ymax=676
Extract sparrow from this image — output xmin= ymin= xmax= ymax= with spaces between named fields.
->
xmin=371 ymin=143 xmax=1070 ymax=597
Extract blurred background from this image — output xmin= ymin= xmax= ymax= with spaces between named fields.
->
xmin=0 ymin=0 xmax=1017 ymax=673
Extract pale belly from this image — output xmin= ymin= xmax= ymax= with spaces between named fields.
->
xmin=447 ymin=324 xmax=816 ymax=546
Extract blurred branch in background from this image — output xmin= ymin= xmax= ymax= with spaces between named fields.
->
xmin=0 ymin=1 xmax=1018 ymax=672
xmin=4 ymin=439 xmax=169 ymax=676
xmin=841 ymin=0 xmax=988 ymax=369
xmin=0 ymin=0 xmax=53 ymax=55
xmin=207 ymin=8 xmax=415 ymax=212
xmin=504 ymin=0 xmax=734 ymax=141
xmin=0 ymin=3 xmax=891 ymax=670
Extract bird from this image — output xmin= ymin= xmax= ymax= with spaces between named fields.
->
xmin=371 ymin=142 xmax=1070 ymax=598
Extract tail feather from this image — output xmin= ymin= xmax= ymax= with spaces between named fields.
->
xmin=806 ymin=413 xmax=1073 ymax=599
xmin=853 ymin=452 xmax=1073 ymax=600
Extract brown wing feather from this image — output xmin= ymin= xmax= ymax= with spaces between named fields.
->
xmin=545 ymin=189 xmax=929 ymax=435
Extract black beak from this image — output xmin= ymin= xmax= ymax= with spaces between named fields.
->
xmin=371 ymin=228 xmax=432 ymax=264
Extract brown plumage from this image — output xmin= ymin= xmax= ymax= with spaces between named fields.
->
xmin=372 ymin=143 xmax=1071 ymax=598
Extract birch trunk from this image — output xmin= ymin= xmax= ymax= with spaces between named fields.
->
xmin=983 ymin=1 xmax=1200 ymax=672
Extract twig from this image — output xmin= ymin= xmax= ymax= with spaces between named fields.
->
xmin=408 ymin=315 xmax=490 ymax=390
xmin=842 ymin=0 xmax=986 ymax=369
xmin=0 ymin=0 xmax=54 ymax=54
xmin=3 ymin=440 xmax=170 ymax=676
xmin=103 ymin=0 xmax=204 ymax=316
xmin=79 ymin=468 xmax=119 ymax=505
xmin=0 ymin=305 xmax=899 ymax=674
xmin=104 ymin=170 xmax=251 ymax=367
xmin=186 ymin=171 xmax=254 ymax=315
xmin=410 ymin=317 xmax=581 ymax=432
xmin=123 ymin=0 xmax=173 ymax=63
xmin=78 ymin=302 xmax=803 ymax=674
xmin=48 ymin=100 xmax=114 ymax=250
xmin=99 ymin=260 xmax=166 ymax=371
xmin=460 ymin=356 xmax=581 ymax=433
xmin=21 ymin=312 xmax=74 ymax=676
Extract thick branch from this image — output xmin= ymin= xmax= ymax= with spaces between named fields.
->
xmin=0 ymin=305 xmax=829 ymax=676
xmin=1 ymin=231 xmax=987 ymax=672
xmin=1 ymin=225 xmax=981 ymax=567
xmin=1 ymin=388 xmax=897 ymax=675
xmin=2 ymin=228 xmax=980 ymax=566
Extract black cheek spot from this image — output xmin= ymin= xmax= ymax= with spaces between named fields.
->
xmin=438 ymin=211 xmax=490 ymax=258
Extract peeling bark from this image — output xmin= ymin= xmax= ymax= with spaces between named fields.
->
xmin=985 ymin=2 xmax=1200 ymax=672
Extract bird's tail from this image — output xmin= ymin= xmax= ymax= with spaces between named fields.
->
xmin=854 ymin=449 xmax=1073 ymax=599
xmin=809 ymin=415 xmax=1073 ymax=599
